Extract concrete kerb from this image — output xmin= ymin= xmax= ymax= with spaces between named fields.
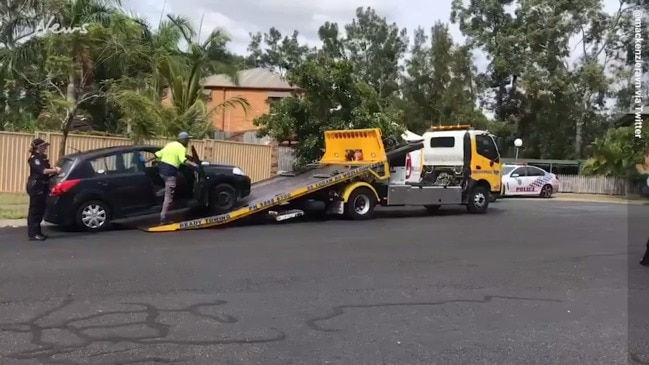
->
xmin=506 ymin=193 xmax=647 ymax=205
xmin=0 ymin=219 xmax=26 ymax=228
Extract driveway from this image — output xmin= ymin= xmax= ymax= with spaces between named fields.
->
xmin=0 ymin=200 xmax=646 ymax=364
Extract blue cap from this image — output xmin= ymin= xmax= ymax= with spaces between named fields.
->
xmin=178 ymin=132 xmax=192 ymax=140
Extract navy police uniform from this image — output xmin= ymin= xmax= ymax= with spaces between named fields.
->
xmin=26 ymin=138 xmax=53 ymax=241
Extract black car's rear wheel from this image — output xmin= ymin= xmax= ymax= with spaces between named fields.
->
xmin=209 ymin=183 xmax=237 ymax=214
xmin=76 ymin=200 xmax=111 ymax=232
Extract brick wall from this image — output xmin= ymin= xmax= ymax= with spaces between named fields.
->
xmin=208 ymin=88 xmax=278 ymax=132
xmin=270 ymin=142 xmax=278 ymax=175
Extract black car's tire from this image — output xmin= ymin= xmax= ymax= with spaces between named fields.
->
xmin=466 ymin=185 xmax=489 ymax=214
xmin=208 ymin=183 xmax=237 ymax=214
xmin=75 ymin=200 xmax=111 ymax=232
xmin=344 ymin=187 xmax=376 ymax=220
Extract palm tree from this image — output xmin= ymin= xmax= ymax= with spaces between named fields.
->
xmin=109 ymin=14 xmax=250 ymax=141
xmin=0 ymin=0 xmax=134 ymax=157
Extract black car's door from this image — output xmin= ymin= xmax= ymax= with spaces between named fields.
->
xmin=88 ymin=151 xmax=155 ymax=216
xmin=138 ymin=147 xmax=193 ymax=207
xmin=137 ymin=149 xmax=165 ymax=206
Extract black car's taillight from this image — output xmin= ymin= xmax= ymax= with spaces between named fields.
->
xmin=50 ymin=179 xmax=80 ymax=196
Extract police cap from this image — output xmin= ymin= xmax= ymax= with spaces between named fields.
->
xmin=31 ymin=138 xmax=50 ymax=148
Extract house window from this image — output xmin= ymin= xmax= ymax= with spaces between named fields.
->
xmin=267 ymin=96 xmax=283 ymax=104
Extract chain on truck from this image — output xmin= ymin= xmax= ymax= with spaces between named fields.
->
xmin=143 ymin=125 xmax=503 ymax=232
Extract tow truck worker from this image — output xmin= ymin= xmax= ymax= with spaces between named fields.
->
xmin=154 ymin=132 xmax=198 ymax=224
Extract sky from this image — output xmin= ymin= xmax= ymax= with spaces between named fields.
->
xmin=122 ymin=0 xmax=625 ymax=73
xmin=123 ymin=0 xmax=465 ymax=55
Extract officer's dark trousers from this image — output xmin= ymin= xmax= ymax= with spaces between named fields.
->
xmin=641 ymin=237 xmax=649 ymax=265
xmin=26 ymin=186 xmax=47 ymax=237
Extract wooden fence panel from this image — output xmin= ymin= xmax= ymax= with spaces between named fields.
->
xmin=278 ymin=146 xmax=295 ymax=172
xmin=557 ymin=174 xmax=634 ymax=195
xmin=0 ymin=131 xmax=272 ymax=193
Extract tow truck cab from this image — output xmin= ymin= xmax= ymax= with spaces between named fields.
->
xmin=421 ymin=125 xmax=502 ymax=198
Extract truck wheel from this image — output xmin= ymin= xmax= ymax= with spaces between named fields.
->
xmin=466 ymin=186 xmax=489 ymax=214
xmin=209 ymin=183 xmax=237 ymax=214
xmin=345 ymin=187 xmax=376 ymax=220
xmin=76 ymin=200 xmax=111 ymax=232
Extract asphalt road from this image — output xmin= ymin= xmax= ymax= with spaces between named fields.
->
xmin=0 ymin=199 xmax=647 ymax=365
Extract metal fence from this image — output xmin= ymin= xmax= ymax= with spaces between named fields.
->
xmin=0 ymin=131 xmax=273 ymax=193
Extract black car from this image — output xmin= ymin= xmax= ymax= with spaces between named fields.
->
xmin=45 ymin=144 xmax=251 ymax=231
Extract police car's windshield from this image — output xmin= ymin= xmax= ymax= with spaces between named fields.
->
xmin=503 ymin=166 xmax=516 ymax=175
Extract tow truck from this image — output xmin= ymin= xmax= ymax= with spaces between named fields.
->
xmin=143 ymin=125 xmax=502 ymax=232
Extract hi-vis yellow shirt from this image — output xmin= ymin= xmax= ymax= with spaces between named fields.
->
xmin=155 ymin=141 xmax=187 ymax=168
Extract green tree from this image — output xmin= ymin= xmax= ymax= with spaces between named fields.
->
xmin=246 ymin=27 xmax=311 ymax=74
xmin=401 ymin=22 xmax=487 ymax=133
xmin=254 ymin=55 xmax=404 ymax=166
xmin=451 ymin=0 xmax=630 ymax=158
xmin=342 ymin=7 xmax=409 ymax=102
xmin=107 ymin=15 xmax=250 ymax=141
xmin=581 ymin=124 xmax=649 ymax=177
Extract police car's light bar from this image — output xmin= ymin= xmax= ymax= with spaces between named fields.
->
xmin=430 ymin=124 xmax=472 ymax=131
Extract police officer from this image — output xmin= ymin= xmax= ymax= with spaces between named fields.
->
xmin=26 ymin=138 xmax=60 ymax=241
xmin=154 ymin=132 xmax=198 ymax=224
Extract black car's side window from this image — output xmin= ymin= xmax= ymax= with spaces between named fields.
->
xmin=138 ymin=151 xmax=157 ymax=168
xmin=89 ymin=153 xmax=144 ymax=176
xmin=120 ymin=152 xmax=143 ymax=173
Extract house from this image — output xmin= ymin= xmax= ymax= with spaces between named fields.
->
xmin=201 ymin=68 xmax=299 ymax=137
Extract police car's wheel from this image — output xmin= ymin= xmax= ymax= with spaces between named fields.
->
xmin=209 ymin=183 xmax=237 ymax=214
xmin=76 ymin=200 xmax=111 ymax=232
xmin=540 ymin=184 xmax=553 ymax=198
xmin=466 ymin=186 xmax=489 ymax=214
xmin=345 ymin=187 xmax=376 ymax=220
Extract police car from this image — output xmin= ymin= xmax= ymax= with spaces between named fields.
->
xmin=501 ymin=163 xmax=559 ymax=198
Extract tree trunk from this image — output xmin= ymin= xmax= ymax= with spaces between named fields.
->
xmin=575 ymin=118 xmax=583 ymax=158
xmin=59 ymin=74 xmax=77 ymax=159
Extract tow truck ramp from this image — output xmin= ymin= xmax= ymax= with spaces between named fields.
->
xmin=143 ymin=128 xmax=421 ymax=232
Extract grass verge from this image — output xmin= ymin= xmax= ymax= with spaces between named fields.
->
xmin=0 ymin=193 xmax=29 ymax=219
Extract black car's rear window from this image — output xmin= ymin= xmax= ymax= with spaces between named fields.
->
xmin=51 ymin=158 xmax=74 ymax=182
xmin=56 ymin=158 xmax=74 ymax=173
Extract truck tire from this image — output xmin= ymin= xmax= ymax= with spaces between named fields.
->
xmin=209 ymin=183 xmax=237 ymax=214
xmin=466 ymin=185 xmax=489 ymax=214
xmin=345 ymin=187 xmax=376 ymax=220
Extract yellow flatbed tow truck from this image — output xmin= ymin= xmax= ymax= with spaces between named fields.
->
xmin=143 ymin=126 xmax=500 ymax=232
